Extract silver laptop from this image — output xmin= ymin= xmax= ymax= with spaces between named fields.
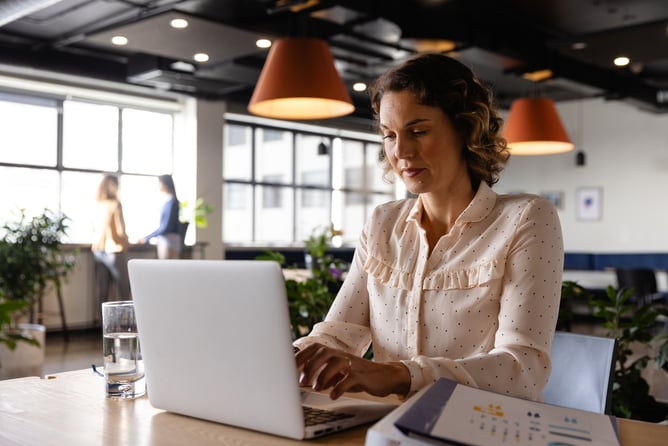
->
xmin=128 ymin=259 xmax=397 ymax=440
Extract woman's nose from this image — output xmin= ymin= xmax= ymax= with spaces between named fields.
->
xmin=394 ymin=137 xmax=415 ymax=159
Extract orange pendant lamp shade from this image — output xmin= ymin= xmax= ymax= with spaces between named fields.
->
xmin=503 ymin=97 xmax=574 ymax=155
xmin=248 ymin=37 xmax=355 ymax=120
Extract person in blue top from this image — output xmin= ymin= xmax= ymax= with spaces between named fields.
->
xmin=139 ymin=174 xmax=183 ymax=259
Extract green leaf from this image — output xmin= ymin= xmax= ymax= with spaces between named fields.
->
xmin=255 ymin=250 xmax=286 ymax=265
xmin=567 ymin=280 xmax=668 ymax=420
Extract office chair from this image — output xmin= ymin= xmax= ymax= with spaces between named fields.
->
xmin=178 ymin=221 xmax=189 ymax=259
xmin=543 ymin=331 xmax=617 ymax=414
xmin=615 ymin=268 xmax=668 ymax=332
xmin=615 ymin=268 xmax=662 ymax=306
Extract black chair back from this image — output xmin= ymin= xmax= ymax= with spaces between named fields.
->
xmin=615 ymin=268 xmax=658 ymax=304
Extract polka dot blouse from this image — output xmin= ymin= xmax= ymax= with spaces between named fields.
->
xmin=294 ymin=183 xmax=564 ymax=402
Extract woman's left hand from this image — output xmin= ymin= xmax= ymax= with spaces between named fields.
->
xmin=295 ymin=342 xmax=410 ymax=400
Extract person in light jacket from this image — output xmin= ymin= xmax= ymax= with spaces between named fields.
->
xmin=92 ymin=174 xmax=130 ymax=300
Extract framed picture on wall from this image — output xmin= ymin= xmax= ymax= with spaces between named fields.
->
xmin=576 ymin=187 xmax=602 ymax=221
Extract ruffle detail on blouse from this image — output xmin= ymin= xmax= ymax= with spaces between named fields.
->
xmin=422 ymin=259 xmax=503 ymax=290
xmin=364 ymin=255 xmax=414 ymax=290
xmin=296 ymin=321 xmax=372 ymax=357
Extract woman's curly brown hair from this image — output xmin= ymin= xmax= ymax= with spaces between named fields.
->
xmin=370 ymin=53 xmax=509 ymax=189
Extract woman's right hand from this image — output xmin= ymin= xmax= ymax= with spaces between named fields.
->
xmin=295 ymin=342 xmax=410 ymax=400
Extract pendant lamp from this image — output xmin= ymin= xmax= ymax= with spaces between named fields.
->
xmin=248 ymin=37 xmax=355 ymax=120
xmin=503 ymin=97 xmax=574 ymax=155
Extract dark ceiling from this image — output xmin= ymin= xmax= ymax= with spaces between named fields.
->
xmin=1 ymin=0 xmax=667 ymax=127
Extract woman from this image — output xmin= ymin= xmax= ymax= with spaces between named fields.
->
xmin=294 ymin=53 xmax=564 ymax=402
xmin=140 ymin=174 xmax=182 ymax=259
xmin=92 ymin=174 xmax=130 ymax=300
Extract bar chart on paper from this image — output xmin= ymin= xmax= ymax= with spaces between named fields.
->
xmin=394 ymin=379 xmax=620 ymax=446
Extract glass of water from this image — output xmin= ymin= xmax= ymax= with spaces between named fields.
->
xmin=102 ymin=301 xmax=145 ymax=399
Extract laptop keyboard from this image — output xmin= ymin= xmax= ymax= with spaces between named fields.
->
xmin=303 ymin=406 xmax=355 ymax=426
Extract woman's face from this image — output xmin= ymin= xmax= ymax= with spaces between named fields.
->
xmin=379 ymin=90 xmax=468 ymax=196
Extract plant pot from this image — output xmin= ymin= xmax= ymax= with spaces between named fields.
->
xmin=0 ymin=323 xmax=46 ymax=380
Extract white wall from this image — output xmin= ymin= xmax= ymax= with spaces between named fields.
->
xmin=496 ymin=98 xmax=668 ymax=253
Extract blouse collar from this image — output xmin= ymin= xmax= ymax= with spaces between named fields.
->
xmin=406 ymin=182 xmax=498 ymax=226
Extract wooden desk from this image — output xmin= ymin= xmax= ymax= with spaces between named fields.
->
xmin=0 ymin=369 xmax=666 ymax=446
xmin=618 ymin=419 xmax=668 ymax=446
xmin=0 ymin=369 xmax=373 ymax=445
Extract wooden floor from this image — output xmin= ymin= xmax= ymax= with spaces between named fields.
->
xmin=44 ymin=328 xmax=103 ymax=376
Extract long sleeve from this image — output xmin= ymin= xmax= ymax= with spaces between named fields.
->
xmin=145 ymin=196 xmax=180 ymax=240
xmin=293 ymin=235 xmax=373 ymax=358
xmin=294 ymin=184 xmax=564 ymax=402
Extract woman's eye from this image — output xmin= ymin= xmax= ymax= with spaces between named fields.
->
xmin=412 ymin=129 xmax=427 ymax=136
xmin=382 ymin=134 xmax=395 ymax=141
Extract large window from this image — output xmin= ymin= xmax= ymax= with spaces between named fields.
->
xmin=0 ymin=93 xmax=57 ymax=166
xmin=1 ymin=86 xmax=395 ymax=248
xmin=62 ymin=101 xmax=119 ymax=171
xmin=223 ymin=120 xmax=395 ymax=246
xmin=0 ymin=93 xmax=176 ymax=243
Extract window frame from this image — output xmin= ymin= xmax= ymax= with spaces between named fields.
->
xmin=0 ymin=88 xmax=181 ymax=244
xmin=223 ymin=117 xmax=395 ymax=246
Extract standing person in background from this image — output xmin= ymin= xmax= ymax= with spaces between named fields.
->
xmin=294 ymin=53 xmax=564 ymax=402
xmin=92 ymin=174 xmax=131 ymax=301
xmin=139 ymin=174 xmax=182 ymax=259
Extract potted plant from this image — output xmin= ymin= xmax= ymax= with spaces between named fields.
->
xmin=562 ymin=280 xmax=668 ymax=421
xmin=258 ymin=225 xmax=348 ymax=340
xmin=0 ymin=293 xmax=38 ymax=350
xmin=177 ymin=198 xmax=214 ymax=258
xmin=588 ymin=285 xmax=668 ymax=421
xmin=179 ymin=197 xmax=214 ymax=230
xmin=179 ymin=197 xmax=214 ymax=237
xmin=0 ymin=208 xmax=75 ymax=379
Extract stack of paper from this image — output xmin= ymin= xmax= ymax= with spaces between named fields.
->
xmin=367 ymin=378 xmax=620 ymax=446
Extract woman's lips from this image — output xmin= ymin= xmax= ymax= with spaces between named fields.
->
xmin=402 ymin=168 xmax=424 ymax=178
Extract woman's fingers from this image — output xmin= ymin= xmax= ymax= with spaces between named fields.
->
xmin=312 ymin=356 xmax=352 ymax=391
xmin=295 ymin=343 xmax=409 ymax=399
xmin=296 ymin=344 xmax=351 ymax=390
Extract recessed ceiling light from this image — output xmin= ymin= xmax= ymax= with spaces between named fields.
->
xmin=571 ymin=41 xmax=587 ymax=50
xmin=193 ymin=53 xmax=209 ymax=63
xmin=170 ymin=18 xmax=188 ymax=29
xmin=614 ymin=56 xmax=630 ymax=67
xmin=110 ymin=35 xmax=128 ymax=46
xmin=170 ymin=61 xmax=196 ymax=72
xmin=256 ymin=39 xmax=272 ymax=49
xmin=353 ymin=82 xmax=367 ymax=92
